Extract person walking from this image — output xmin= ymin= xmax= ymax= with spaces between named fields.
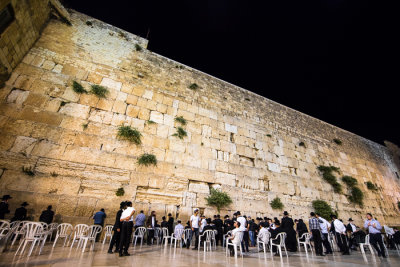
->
xmin=189 ymin=208 xmax=201 ymax=249
xmin=0 ymin=195 xmax=12 ymax=219
xmin=364 ymin=213 xmax=386 ymax=257
xmin=331 ymin=214 xmax=350 ymax=255
xmin=119 ymin=201 xmax=135 ymax=256
xmin=93 ymin=208 xmax=106 ymax=242
xmin=316 ymin=213 xmax=332 ymax=254
xmin=11 ymin=202 xmax=29 ymax=222
xmin=309 ymin=212 xmax=324 ymax=256
xmin=39 ymin=205 xmax=55 ymax=224
xmin=108 ymin=201 xmax=126 ymax=254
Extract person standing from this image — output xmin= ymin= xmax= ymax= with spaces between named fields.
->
xmin=248 ymin=218 xmax=258 ymax=247
xmin=39 ymin=205 xmax=54 ymax=224
xmin=281 ymin=211 xmax=297 ymax=252
xmin=364 ymin=213 xmax=386 ymax=257
xmin=108 ymin=201 xmax=126 ymax=254
xmin=309 ymin=212 xmax=324 ymax=256
xmin=11 ymin=202 xmax=29 ymax=222
xmin=346 ymin=218 xmax=357 ymax=250
xmin=93 ymin=208 xmax=106 ymax=242
xmin=331 ymin=214 xmax=350 ymax=255
xmin=189 ymin=208 xmax=201 ymax=249
xmin=316 ymin=213 xmax=332 ymax=254
xmin=214 ymin=214 xmax=223 ymax=246
xmin=236 ymin=212 xmax=249 ymax=252
xmin=0 ymin=195 xmax=12 ymax=219
xmin=146 ymin=211 xmax=157 ymax=245
xmin=119 ymin=201 xmax=135 ymax=257
xmin=167 ymin=213 xmax=174 ymax=240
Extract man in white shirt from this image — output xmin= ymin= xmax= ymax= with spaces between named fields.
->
xmin=200 ymin=215 xmax=207 ymax=233
xmin=316 ymin=213 xmax=332 ymax=254
xmin=258 ymin=222 xmax=270 ymax=252
xmin=118 ymin=201 xmax=135 ymax=257
xmin=331 ymin=214 xmax=349 ymax=255
xmin=236 ymin=211 xmax=249 ymax=252
xmin=227 ymin=221 xmax=242 ymax=256
xmin=189 ymin=208 xmax=201 ymax=249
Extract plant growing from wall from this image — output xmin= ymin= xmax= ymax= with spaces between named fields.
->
xmin=172 ymin=127 xmax=187 ymax=139
xmin=333 ymin=139 xmax=342 ymax=145
xmin=146 ymin=120 xmax=156 ymax=125
xmin=342 ymin=176 xmax=358 ymax=187
xmin=175 ymin=116 xmax=187 ymax=126
xmin=137 ymin=153 xmax=157 ymax=166
xmin=270 ymin=197 xmax=284 ymax=210
xmin=317 ymin=165 xmax=342 ymax=193
xmin=82 ymin=123 xmax=89 ymax=130
xmin=348 ymin=186 xmax=364 ymax=206
xmin=117 ymin=126 xmax=142 ymax=145
xmin=51 ymin=172 xmax=58 ymax=177
xmin=205 ymin=188 xmax=232 ymax=213
xmin=135 ymin=44 xmax=142 ymax=51
xmin=86 ymin=21 xmax=93 ymax=26
xmin=90 ymin=84 xmax=109 ymax=98
xmin=22 ymin=166 xmax=35 ymax=176
xmin=116 ymin=187 xmax=125 ymax=196
xmin=188 ymin=83 xmax=199 ymax=90
xmin=72 ymin=81 xmax=87 ymax=94
xmin=312 ymin=200 xmax=337 ymax=220
xmin=366 ymin=181 xmax=378 ymax=191
xmin=299 ymin=141 xmax=306 ymax=147
xmin=266 ymin=134 xmax=272 ymax=137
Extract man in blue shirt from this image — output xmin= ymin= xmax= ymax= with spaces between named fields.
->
xmin=93 ymin=208 xmax=107 ymax=242
xmin=364 ymin=213 xmax=385 ymax=257
xmin=135 ymin=210 xmax=146 ymax=228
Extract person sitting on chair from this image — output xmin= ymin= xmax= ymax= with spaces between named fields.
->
xmin=227 ymin=221 xmax=241 ymax=256
xmin=269 ymin=221 xmax=284 ymax=256
xmin=258 ymin=222 xmax=270 ymax=252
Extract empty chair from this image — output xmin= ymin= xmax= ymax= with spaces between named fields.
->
xmin=212 ymin=230 xmax=218 ymax=249
xmin=11 ymin=221 xmax=28 ymax=246
xmin=48 ymin=223 xmax=59 ymax=241
xmin=270 ymin=232 xmax=288 ymax=259
xmin=298 ymin=233 xmax=313 ymax=255
xmin=53 ymin=223 xmax=73 ymax=248
xmin=15 ymin=222 xmax=44 ymax=257
xmin=0 ymin=220 xmax=10 ymax=242
xmin=132 ymin=227 xmax=146 ymax=247
xmin=78 ymin=225 xmax=102 ymax=252
xmin=328 ymin=232 xmax=339 ymax=252
xmin=183 ymin=228 xmax=192 ymax=247
xmin=198 ymin=230 xmax=214 ymax=252
xmin=226 ymin=231 xmax=244 ymax=258
xmin=223 ymin=230 xmax=232 ymax=247
xmin=257 ymin=230 xmax=270 ymax=254
xmin=360 ymin=234 xmax=374 ymax=255
xmin=161 ymin=227 xmax=171 ymax=246
xmin=103 ymin=225 xmax=113 ymax=244
xmin=154 ymin=227 xmax=161 ymax=245
xmin=70 ymin=224 xmax=89 ymax=248
xmin=171 ymin=228 xmax=184 ymax=248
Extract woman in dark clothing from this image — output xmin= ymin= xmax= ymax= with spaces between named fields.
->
xmin=296 ymin=219 xmax=309 ymax=240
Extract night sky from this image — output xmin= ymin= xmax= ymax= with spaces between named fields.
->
xmin=62 ymin=0 xmax=398 ymax=146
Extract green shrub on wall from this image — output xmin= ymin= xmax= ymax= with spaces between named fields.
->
xmin=205 ymin=188 xmax=232 ymax=213
xmin=116 ymin=187 xmax=125 ymax=196
xmin=342 ymin=176 xmax=358 ymax=187
xmin=270 ymin=197 xmax=284 ymax=210
xmin=312 ymin=200 xmax=337 ymax=220
xmin=117 ymin=126 xmax=142 ymax=145
xmin=317 ymin=165 xmax=342 ymax=193
xmin=137 ymin=153 xmax=157 ymax=166
xmin=348 ymin=186 xmax=364 ymax=206
xmin=366 ymin=181 xmax=378 ymax=191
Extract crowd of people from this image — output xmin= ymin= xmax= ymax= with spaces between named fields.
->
xmin=2 ymin=194 xmax=400 ymax=258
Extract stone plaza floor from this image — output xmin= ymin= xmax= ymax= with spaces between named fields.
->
xmin=1 ymin=242 xmax=399 ymax=267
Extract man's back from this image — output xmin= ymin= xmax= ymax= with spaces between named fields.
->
xmin=94 ymin=211 xmax=106 ymax=224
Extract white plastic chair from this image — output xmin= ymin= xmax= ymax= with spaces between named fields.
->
xmin=78 ymin=225 xmax=102 ymax=252
xmin=0 ymin=220 xmax=10 ymax=242
xmin=226 ymin=231 xmax=244 ymax=258
xmin=132 ymin=227 xmax=146 ymax=247
xmin=328 ymin=232 xmax=339 ymax=252
xmin=298 ymin=233 xmax=313 ymax=255
xmin=70 ymin=224 xmax=89 ymax=248
xmin=381 ymin=234 xmax=389 ymax=255
xmin=48 ymin=223 xmax=58 ymax=241
xmin=15 ymin=222 xmax=44 ymax=256
xmin=154 ymin=227 xmax=161 ymax=245
xmin=53 ymin=223 xmax=73 ymax=248
xmin=257 ymin=230 xmax=270 ymax=253
xmin=161 ymin=227 xmax=171 ymax=246
xmin=198 ymin=230 xmax=214 ymax=252
xmin=212 ymin=230 xmax=218 ymax=249
xmin=223 ymin=230 xmax=232 ymax=247
xmin=102 ymin=225 xmax=113 ymax=244
xmin=270 ymin=232 xmax=288 ymax=259
xmin=11 ymin=221 xmax=28 ymax=246
xmin=360 ymin=234 xmax=374 ymax=255
xmin=171 ymin=228 xmax=184 ymax=248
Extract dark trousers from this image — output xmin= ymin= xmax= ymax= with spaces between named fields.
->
xmin=216 ymin=229 xmax=223 ymax=246
xmin=147 ymin=229 xmax=154 ymax=245
xmin=109 ymin=228 xmax=121 ymax=251
xmin=241 ymin=231 xmax=249 ymax=252
xmin=311 ymin=229 xmax=323 ymax=255
xmin=335 ymin=232 xmax=349 ymax=253
xmin=119 ymin=221 xmax=133 ymax=254
xmin=191 ymin=228 xmax=199 ymax=248
xmin=370 ymin=233 xmax=385 ymax=256
xmin=94 ymin=223 xmax=103 ymax=242
xmin=321 ymin=233 xmax=332 ymax=253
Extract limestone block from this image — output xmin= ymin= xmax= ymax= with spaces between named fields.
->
xmin=100 ymin=77 xmax=121 ymax=91
xmin=215 ymin=171 xmax=236 ymax=186
xmin=131 ymin=118 xmax=145 ymax=131
xmin=138 ymin=108 xmax=150 ymax=120
xmin=150 ymin=110 xmax=164 ymax=124
xmin=163 ymin=114 xmax=174 ymax=127
xmin=52 ymin=64 xmax=63 ymax=73
xmin=61 ymin=86 xmax=80 ymax=102
xmin=10 ymin=136 xmax=37 ymax=154
xmin=142 ymin=89 xmax=153 ymax=100
xmin=112 ymin=100 xmax=127 ymax=114
xmin=224 ymin=123 xmax=237 ymax=134
xmin=126 ymin=94 xmax=138 ymax=105
xmin=59 ymin=103 xmax=90 ymax=119
xmin=169 ymin=140 xmax=186 ymax=153
xmin=176 ymin=109 xmax=195 ymax=121
xmin=267 ymin=162 xmax=281 ymax=173
xmin=7 ymin=89 xmax=29 ymax=107
xmin=156 ymin=103 xmax=167 ymax=113
xmin=18 ymin=106 xmax=63 ymax=126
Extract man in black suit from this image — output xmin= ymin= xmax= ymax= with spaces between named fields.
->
xmin=269 ymin=221 xmax=285 ymax=255
xmin=11 ymin=202 xmax=29 ymax=222
xmin=0 ymin=195 xmax=12 ymax=219
xmin=213 ymin=215 xmax=223 ymax=246
xmin=108 ymin=201 xmax=126 ymax=254
xmin=39 ymin=205 xmax=54 ymax=224
xmin=281 ymin=211 xmax=297 ymax=252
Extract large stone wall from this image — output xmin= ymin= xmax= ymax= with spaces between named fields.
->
xmin=0 ymin=9 xmax=399 ymax=227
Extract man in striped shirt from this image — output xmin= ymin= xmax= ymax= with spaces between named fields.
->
xmin=309 ymin=212 xmax=324 ymax=256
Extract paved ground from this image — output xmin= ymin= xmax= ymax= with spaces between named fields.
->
xmin=1 ymin=242 xmax=399 ymax=267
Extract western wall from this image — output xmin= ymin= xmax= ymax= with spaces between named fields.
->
xmin=0 ymin=1 xmax=399 ymax=227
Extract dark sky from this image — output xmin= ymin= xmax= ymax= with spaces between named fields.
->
xmin=62 ymin=0 xmax=398 ymax=146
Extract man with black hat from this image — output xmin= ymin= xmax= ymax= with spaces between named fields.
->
xmin=346 ymin=218 xmax=357 ymax=250
xmin=11 ymin=202 xmax=29 ymax=222
xmin=281 ymin=211 xmax=297 ymax=252
xmin=0 ymin=195 xmax=12 ymax=219
xmin=39 ymin=205 xmax=55 ymax=224
xmin=108 ymin=201 xmax=126 ymax=254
